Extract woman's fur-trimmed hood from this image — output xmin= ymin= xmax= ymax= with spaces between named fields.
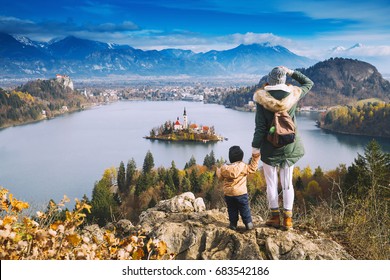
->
xmin=253 ymin=84 xmax=302 ymax=112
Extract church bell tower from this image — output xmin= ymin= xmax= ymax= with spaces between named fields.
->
xmin=183 ymin=107 xmax=188 ymax=129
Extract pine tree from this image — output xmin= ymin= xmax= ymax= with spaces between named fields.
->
xmin=182 ymin=173 xmax=192 ymax=192
xmin=162 ymin=184 xmax=175 ymax=200
xmin=209 ymin=150 xmax=216 ymax=167
xmin=170 ymin=161 xmax=180 ymax=192
xmin=126 ymin=158 xmax=137 ymax=189
xmin=190 ymin=168 xmax=201 ymax=193
xmin=345 ymin=140 xmax=390 ymax=199
xmin=164 ymin=171 xmax=175 ymax=190
xmin=185 ymin=155 xmax=197 ymax=169
xmin=117 ymin=161 xmax=126 ymax=193
xmin=135 ymin=173 xmax=147 ymax=196
xmin=362 ymin=140 xmax=390 ymax=197
xmin=91 ymin=177 xmax=118 ymax=226
xmin=314 ymin=166 xmax=324 ymax=178
xmin=203 ymin=150 xmax=217 ymax=169
xmin=142 ymin=150 xmax=155 ymax=174
xmin=203 ymin=154 xmax=210 ymax=168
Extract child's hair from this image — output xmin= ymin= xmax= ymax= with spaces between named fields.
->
xmin=229 ymin=145 xmax=244 ymax=163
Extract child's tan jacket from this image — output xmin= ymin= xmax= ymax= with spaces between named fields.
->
xmin=216 ymin=153 xmax=260 ymax=196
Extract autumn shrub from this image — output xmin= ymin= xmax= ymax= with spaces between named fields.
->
xmin=342 ymin=192 xmax=390 ymax=259
xmin=0 ymin=187 xmax=170 ymax=260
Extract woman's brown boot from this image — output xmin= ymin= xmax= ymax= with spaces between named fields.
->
xmin=283 ymin=209 xmax=293 ymax=230
xmin=265 ymin=209 xmax=280 ymax=228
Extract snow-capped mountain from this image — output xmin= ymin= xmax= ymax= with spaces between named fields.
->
xmin=0 ymin=32 xmax=315 ymax=78
xmin=330 ymin=43 xmax=366 ymax=55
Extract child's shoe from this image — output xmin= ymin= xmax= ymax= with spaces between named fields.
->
xmin=245 ymin=222 xmax=254 ymax=230
xmin=228 ymin=224 xmax=237 ymax=230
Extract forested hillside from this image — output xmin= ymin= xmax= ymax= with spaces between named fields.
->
xmin=298 ymin=58 xmax=390 ymax=106
xmin=0 ymin=78 xmax=87 ymax=128
xmin=320 ymin=99 xmax=390 ymax=137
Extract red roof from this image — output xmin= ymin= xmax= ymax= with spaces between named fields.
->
xmin=175 ymin=120 xmax=181 ymax=125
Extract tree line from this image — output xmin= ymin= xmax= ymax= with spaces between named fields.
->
xmin=0 ymin=79 xmax=88 ymax=128
xmin=320 ymin=100 xmax=390 ymax=137
xmin=222 ymin=85 xmax=259 ymax=109
xmin=87 ymin=150 xmax=224 ymax=224
xmin=0 ymin=88 xmax=45 ymax=127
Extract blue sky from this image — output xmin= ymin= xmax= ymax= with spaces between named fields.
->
xmin=1 ymin=0 xmax=390 ymax=71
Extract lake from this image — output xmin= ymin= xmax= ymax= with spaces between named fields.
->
xmin=0 ymin=100 xmax=389 ymax=207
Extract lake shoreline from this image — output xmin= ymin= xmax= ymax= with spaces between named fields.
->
xmin=0 ymin=101 xmax=107 ymax=131
xmin=144 ymin=135 xmax=223 ymax=143
xmin=319 ymin=125 xmax=390 ymax=139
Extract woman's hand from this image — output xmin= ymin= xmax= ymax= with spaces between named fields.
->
xmin=279 ymin=66 xmax=294 ymax=76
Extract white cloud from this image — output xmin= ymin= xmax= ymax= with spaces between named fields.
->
xmin=228 ymin=32 xmax=293 ymax=46
xmin=0 ymin=16 xmax=37 ymax=33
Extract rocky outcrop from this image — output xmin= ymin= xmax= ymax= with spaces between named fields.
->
xmin=139 ymin=192 xmax=353 ymax=260
xmin=56 ymin=75 xmax=74 ymax=90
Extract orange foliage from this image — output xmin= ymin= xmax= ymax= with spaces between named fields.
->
xmin=0 ymin=187 xmax=171 ymax=260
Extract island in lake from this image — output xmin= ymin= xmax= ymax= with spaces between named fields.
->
xmin=145 ymin=108 xmax=225 ymax=143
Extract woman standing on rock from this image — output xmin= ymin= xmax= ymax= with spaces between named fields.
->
xmin=251 ymin=66 xmax=313 ymax=230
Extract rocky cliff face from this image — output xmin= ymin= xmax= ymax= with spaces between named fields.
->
xmin=135 ymin=192 xmax=353 ymax=260
xmin=56 ymin=75 xmax=74 ymax=90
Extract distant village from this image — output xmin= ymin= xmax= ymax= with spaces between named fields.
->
xmin=71 ymin=79 xmax=238 ymax=105
xmin=54 ymin=74 xmax=326 ymax=113
xmin=75 ymin=83 xmax=327 ymax=112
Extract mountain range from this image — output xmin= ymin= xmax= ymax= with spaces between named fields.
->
xmin=0 ymin=32 xmax=315 ymax=78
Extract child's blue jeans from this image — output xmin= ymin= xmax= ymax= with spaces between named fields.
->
xmin=225 ymin=193 xmax=252 ymax=227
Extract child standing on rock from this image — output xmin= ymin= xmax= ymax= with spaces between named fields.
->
xmin=216 ymin=146 xmax=260 ymax=230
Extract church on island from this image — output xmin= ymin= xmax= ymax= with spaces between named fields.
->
xmin=173 ymin=108 xmax=213 ymax=135
xmin=146 ymin=108 xmax=223 ymax=143
xmin=173 ymin=108 xmax=188 ymax=131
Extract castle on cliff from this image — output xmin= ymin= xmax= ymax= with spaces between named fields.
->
xmin=56 ymin=74 xmax=74 ymax=90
